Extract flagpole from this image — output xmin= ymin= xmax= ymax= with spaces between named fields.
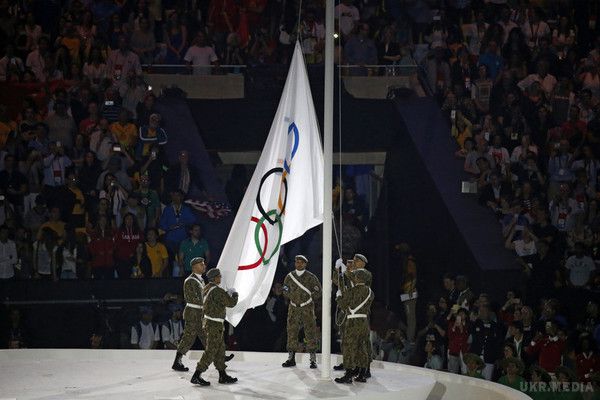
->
xmin=321 ymin=0 xmax=334 ymax=381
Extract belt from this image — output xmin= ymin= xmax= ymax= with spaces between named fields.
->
xmin=204 ymin=315 xmax=224 ymax=323
xmin=186 ymin=303 xmax=203 ymax=310
xmin=291 ymin=298 xmax=313 ymax=308
xmin=346 ymin=314 xmax=367 ymax=319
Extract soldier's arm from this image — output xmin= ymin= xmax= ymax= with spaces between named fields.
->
xmin=219 ymin=288 xmax=238 ymax=307
xmin=337 ymin=287 xmax=355 ymax=309
xmin=282 ymin=274 xmax=291 ymax=299
xmin=311 ymin=274 xmax=322 ymax=301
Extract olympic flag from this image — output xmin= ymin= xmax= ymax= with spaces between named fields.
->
xmin=219 ymin=42 xmax=324 ymax=326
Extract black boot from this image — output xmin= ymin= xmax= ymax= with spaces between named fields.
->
xmin=351 ymin=367 xmax=360 ymax=377
xmin=218 ymin=370 xmax=238 ymax=384
xmin=190 ymin=370 xmax=210 ymax=386
xmin=225 ymin=353 xmax=235 ymax=362
xmin=364 ymin=367 xmax=371 ymax=379
xmin=333 ymin=363 xmax=344 ymax=371
xmin=354 ymin=368 xmax=367 ymax=383
xmin=309 ymin=352 xmax=317 ymax=369
xmin=172 ymin=353 xmax=189 ymax=372
xmin=334 ymin=369 xmax=354 ymax=384
xmin=282 ymin=352 xmax=296 ymax=367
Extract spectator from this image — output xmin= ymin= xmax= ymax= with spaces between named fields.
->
xmin=0 ymin=154 xmax=27 ymax=211
xmin=36 ymin=206 xmax=65 ymax=242
xmin=446 ymin=306 xmax=469 ymax=374
xmin=32 ymin=227 xmax=58 ymax=280
xmin=44 ymin=100 xmax=77 ymax=150
xmin=131 ymin=306 xmax=160 ymax=349
xmin=144 ymin=227 xmax=168 ymax=278
xmin=135 ymin=173 xmax=161 ymax=229
xmin=131 ymin=242 xmax=152 ymax=278
xmin=162 ymin=11 xmax=187 ymax=65
xmin=184 ymin=32 xmax=218 ymax=75
xmin=87 ymin=215 xmax=115 ymax=279
xmin=334 ymin=0 xmax=359 ymax=38
xmin=479 ymin=173 xmax=512 ymax=211
xmin=25 ymin=36 xmax=50 ymax=82
xmin=498 ymin=357 xmax=525 ymax=390
xmin=0 ymin=224 xmax=17 ymax=280
xmin=23 ymin=195 xmax=48 ymax=237
xmin=114 ymin=212 xmax=144 ymax=279
xmin=0 ymin=44 xmax=24 ymax=81
xmin=470 ymin=304 xmax=502 ymax=380
xmin=478 ymin=41 xmax=504 ymax=81
xmin=110 ymin=109 xmax=138 ymax=155
xmin=106 ymin=35 xmax=142 ymax=86
xmin=178 ymin=223 xmax=210 ymax=274
xmin=423 ymin=335 xmax=443 ymax=370
xmin=161 ymin=303 xmax=184 ymax=350
xmin=130 ymin=17 xmax=156 ymax=65
xmin=463 ymin=352 xmax=484 ymax=378
xmin=83 ymin=48 xmax=107 ymax=91
xmin=136 ymin=113 xmax=167 ymax=159
xmin=119 ymin=193 xmax=145 ymax=230
xmin=159 ymin=189 xmax=196 ymax=266
xmin=165 ymin=150 xmax=202 ymax=197
xmin=455 ymin=275 xmax=474 ymax=309
xmin=344 ymin=23 xmax=378 ymax=77
xmin=525 ymin=320 xmax=566 ymax=373
xmin=442 ymin=273 xmax=459 ymax=305
xmin=55 ymin=227 xmax=81 ymax=279
xmin=564 ymin=242 xmax=596 ymax=288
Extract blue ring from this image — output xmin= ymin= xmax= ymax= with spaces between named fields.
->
xmin=283 ymin=122 xmax=300 ymax=173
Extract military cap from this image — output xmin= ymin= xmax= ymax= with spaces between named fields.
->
xmin=206 ymin=268 xmax=221 ymax=281
xmin=295 ymin=255 xmax=308 ymax=263
xmin=354 ymin=253 xmax=368 ymax=264
xmin=190 ymin=257 xmax=205 ymax=267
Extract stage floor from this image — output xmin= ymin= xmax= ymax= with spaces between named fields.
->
xmin=0 ymin=349 xmax=435 ymax=400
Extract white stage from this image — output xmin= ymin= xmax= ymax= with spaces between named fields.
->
xmin=0 ymin=350 xmax=530 ymax=400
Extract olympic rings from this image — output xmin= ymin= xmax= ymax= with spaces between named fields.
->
xmin=237 ymin=211 xmax=283 ymax=270
xmin=238 ymin=216 xmax=268 ymax=270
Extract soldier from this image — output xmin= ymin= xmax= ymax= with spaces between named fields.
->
xmin=172 ymin=257 xmax=207 ymax=371
xmin=334 ymin=268 xmax=374 ymax=383
xmin=191 ymin=268 xmax=238 ymax=386
xmin=352 ymin=254 xmax=374 ymax=378
xmin=282 ymin=255 xmax=322 ymax=369
xmin=333 ymin=258 xmax=354 ymax=372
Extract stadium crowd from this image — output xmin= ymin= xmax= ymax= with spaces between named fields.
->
xmin=1 ymin=0 xmax=600 ymax=397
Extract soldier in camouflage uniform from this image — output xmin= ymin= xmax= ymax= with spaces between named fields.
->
xmin=191 ymin=268 xmax=239 ymax=386
xmin=351 ymin=254 xmax=373 ymax=379
xmin=332 ymin=258 xmax=354 ymax=371
xmin=334 ymin=267 xmax=374 ymax=383
xmin=172 ymin=257 xmax=207 ymax=372
xmin=282 ymin=255 xmax=322 ymax=369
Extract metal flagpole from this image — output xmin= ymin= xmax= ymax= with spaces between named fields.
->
xmin=321 ymin=0 xmax=334 ymax=381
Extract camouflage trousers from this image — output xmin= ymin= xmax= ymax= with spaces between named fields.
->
xmin=196 ymin=319 xmax=226 ymax=372
xmin=286 ymin=305 xmax=318 ymax=353
xmin=177 ymin=308 xmax=207 ymax=355
xmin=342 ymin=318 xmax=370 ymax=370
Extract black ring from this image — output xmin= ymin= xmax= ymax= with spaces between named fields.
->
xmin=256 ymin=167 xmax=288 ymax=225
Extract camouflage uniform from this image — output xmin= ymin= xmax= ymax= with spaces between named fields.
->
xmin=338 ymin=271 xmax=374 ymax=371
xmin=195 ymin=282 xmax=238 ymax=373
xmin=283 ymin=270 xmax=322 ymax=352
xmin=351 ymin=268 xmax=373 ymax=364
xmin=177 ymin=273 xmax=207 ymax=354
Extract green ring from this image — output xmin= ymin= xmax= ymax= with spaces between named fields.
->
xmin=254 ymin=210 xmax=283 ymax=265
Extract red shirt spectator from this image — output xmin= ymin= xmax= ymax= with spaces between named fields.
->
xmin=526 ymin=329 xmax=566 ymax=373
xmin=447 ymin=316 xmax=470 ymax=356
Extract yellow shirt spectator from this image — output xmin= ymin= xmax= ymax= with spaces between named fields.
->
xmin=110 ymin=121 xmax=138 ymax=150
xmin=145 ymin=241 xmax=169 ymax=277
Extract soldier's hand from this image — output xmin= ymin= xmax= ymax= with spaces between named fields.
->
xmin=282 ymin=285 xmax=290 ymax=292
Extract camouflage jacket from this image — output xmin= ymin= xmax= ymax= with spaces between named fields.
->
xmin=184 ymin=273 xmax=205 ymax=307
xmin=202 ymin=283 xmax=238 ymax=320
xmin=283 ymin=270 xmax=322 ymax=306
xmin=338 ymin=283 xmax=374 ymax=317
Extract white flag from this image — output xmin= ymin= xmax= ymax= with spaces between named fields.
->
xmin=219 ymin=42 xmax=324 ymax=326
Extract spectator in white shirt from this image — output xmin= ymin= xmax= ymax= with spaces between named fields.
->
xmin=161 ymin=304 xmax=184 ymax=349
xmin=511 ymin=134 xmax=539 ymax=165
xmin=106 ymin=35 xmax=142 ymax=86
xmin=131 ymin=306 xmax=160 ymax=349
xmin=565 ymin=242 xmax=596 ymax=287
xmin=184 ymin=32 xmax=218 ymax=75
xmin=0 ymin=225 xmax=17 ymax=280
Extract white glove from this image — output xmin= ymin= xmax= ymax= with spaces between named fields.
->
xmin=335 ymin=289 xmax=342 ymax=299
xmin=335 ymin=258 xmax=346 ymax=273
xmin=227 ymin=288 xmax=238 ymax=297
